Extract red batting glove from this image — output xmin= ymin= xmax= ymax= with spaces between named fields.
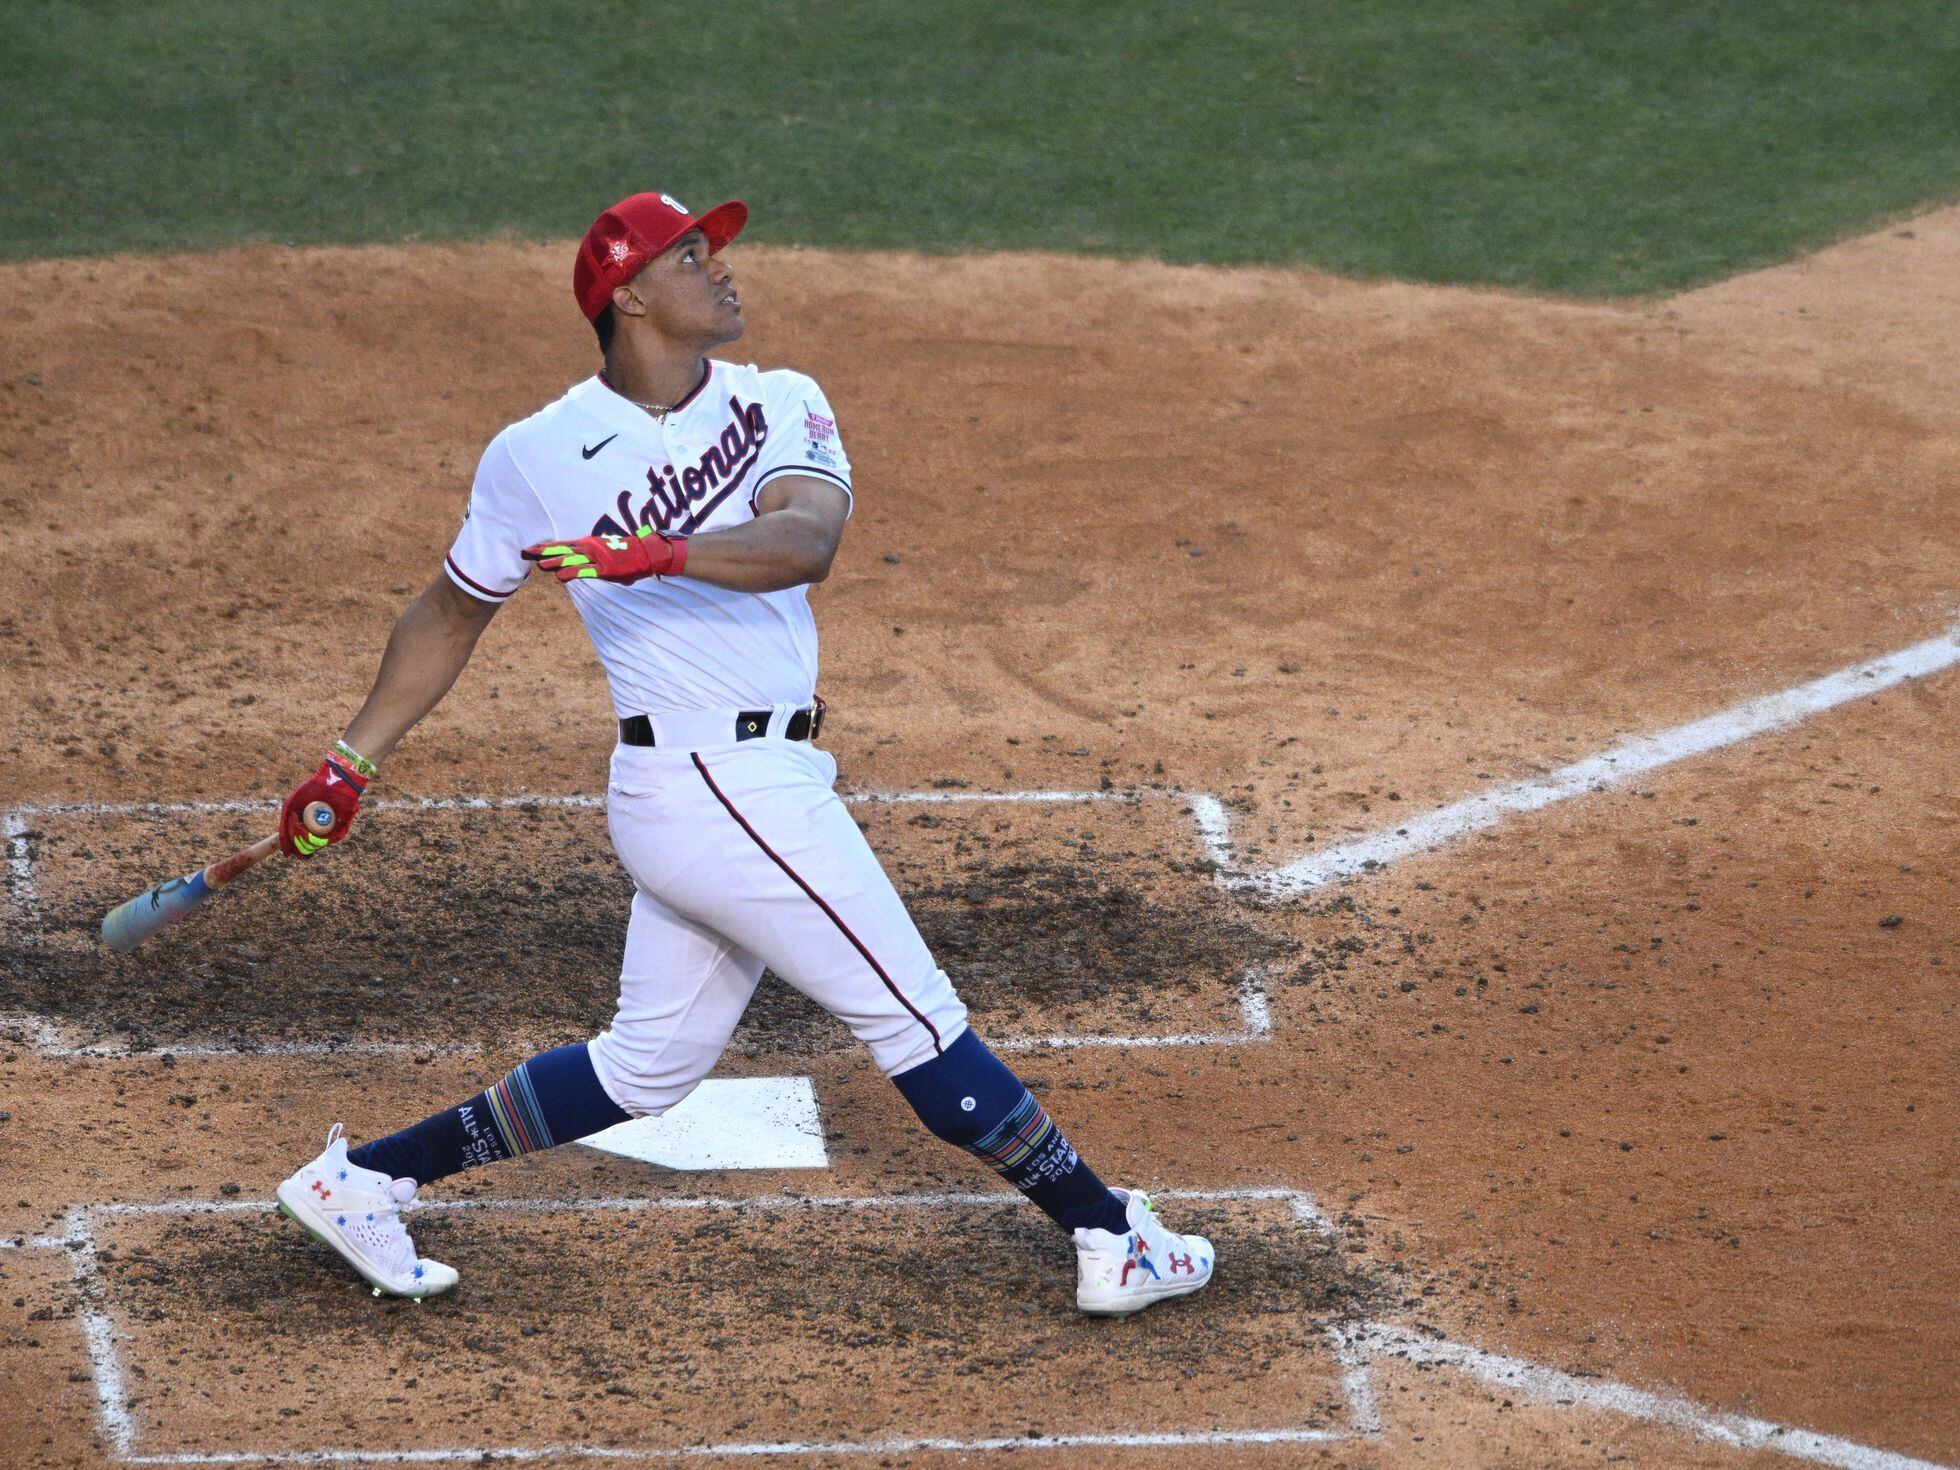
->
xmin=521 ymin=526 xmax=687 ymax=585
xmin=279 ymin=747 xmax=370 ymax=858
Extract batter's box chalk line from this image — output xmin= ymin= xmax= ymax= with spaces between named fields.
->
xmin=7 ymin=1187 xmax=1948 ymax=1470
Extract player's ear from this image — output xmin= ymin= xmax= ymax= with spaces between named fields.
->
xmin=611 ymin=281 xmax=647 ymax=320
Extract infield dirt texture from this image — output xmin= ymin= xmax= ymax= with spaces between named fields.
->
xmin=3 ymin=6 xmax=1959 ymax=1466
xmin=1 ymin=212 xmax=1955 ymax=1468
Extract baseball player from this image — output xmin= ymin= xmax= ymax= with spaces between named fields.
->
xmin=270 ymin=191 xmax=1213 ymax=1316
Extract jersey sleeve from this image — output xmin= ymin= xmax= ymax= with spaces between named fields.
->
xmin=751 ymin=373 xmax=854 ymax=515
xmin=444 ymin=431 xmax=553 ymax=603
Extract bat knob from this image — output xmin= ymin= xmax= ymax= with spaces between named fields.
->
xmin=303 ymin=801 xmax=338 ymax=833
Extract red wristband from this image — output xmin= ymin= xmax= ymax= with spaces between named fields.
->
xmin=656 ymin=533 xmax=686 ymax=577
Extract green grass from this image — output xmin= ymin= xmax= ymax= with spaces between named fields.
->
xmin=3 ymin=0 xmax=1958 ymax=291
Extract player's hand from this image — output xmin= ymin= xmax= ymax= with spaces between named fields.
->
xmin=522 ymin=526 xmax=687 ymax=585
xmin=279 ymin=747 xmax=370 ymax=858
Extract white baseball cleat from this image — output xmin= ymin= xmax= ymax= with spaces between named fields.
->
xmin=274 ymin=1124 xmax=458 ymax=1300
xmin=1073 ymin=1188 xmax=1214 ymax=1316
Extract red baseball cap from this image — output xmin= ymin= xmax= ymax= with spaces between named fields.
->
xmin=573 ymin=191 xmax=748 ymax=322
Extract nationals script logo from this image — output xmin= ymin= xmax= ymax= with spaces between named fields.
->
xmin=590 ymin=396 xmax=769 ymax=537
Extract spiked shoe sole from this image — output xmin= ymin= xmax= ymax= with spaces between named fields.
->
xmin=1077 ymin=1266 xmax=1214 ymax=1316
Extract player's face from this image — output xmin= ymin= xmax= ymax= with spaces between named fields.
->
xmin=632 ymin=229 xmax=744 ymax=350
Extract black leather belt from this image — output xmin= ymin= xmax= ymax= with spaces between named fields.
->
xmin=619 ymin=700 xmax=824 ymax=748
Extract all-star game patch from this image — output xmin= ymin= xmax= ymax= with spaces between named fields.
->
xmin=803 ymin=404 xmax=839 ymax=467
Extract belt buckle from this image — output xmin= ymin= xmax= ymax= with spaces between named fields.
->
xmin=810 ymin=694 xmax=826 ymax=740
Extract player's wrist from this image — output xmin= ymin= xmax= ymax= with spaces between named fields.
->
xmin=332 ymin=739 xmax=378 ymax=781
xmin=634 ymin=525 xmax=688 ymax=577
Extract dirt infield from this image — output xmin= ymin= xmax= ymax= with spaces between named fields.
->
xmin=0 ymin=207 xmax=1955 ymax=1468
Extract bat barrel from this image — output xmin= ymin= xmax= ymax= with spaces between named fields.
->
xmin=100 ymin=870 xmax=211 ymax=954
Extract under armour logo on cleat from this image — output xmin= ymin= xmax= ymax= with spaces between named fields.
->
xmin=1169 ymin=1252 xmax=1195 ymax=1275
xmin=310 ymin=1181 xmax=332 ymax=1201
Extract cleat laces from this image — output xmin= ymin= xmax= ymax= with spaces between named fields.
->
xmin=334 ymin=1177 xmax=424 ymax=1281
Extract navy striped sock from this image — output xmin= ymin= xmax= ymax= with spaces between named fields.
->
xmin=346 ymin=1042 xmax=630 ymax=1186
xmin=892 ymin=1028 xmax=1130 ymax=1235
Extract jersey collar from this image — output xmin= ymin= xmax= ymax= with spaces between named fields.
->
xmin=594 ymin=361 xmax=714 ymax=422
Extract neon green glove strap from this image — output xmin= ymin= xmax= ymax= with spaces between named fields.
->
xmin=332 ymin=740 xmax=378 ymax=780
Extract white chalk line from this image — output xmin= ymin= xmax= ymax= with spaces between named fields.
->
xmin=29 ymin=1207 xmax=142 ymax=1459
xmin=1236 ymin=627 xmax=1960 ymax=895
xmin=3 ymin=806 xmax=32 ymax=919
xmin=0 ymin=1012 xmax=484 ymax=1061
xmin=1327 ymin=1323 xmax=1383 ymax=1436
xmin=1347 ymin=1323 xmax=1952 ymax=1470
xmin=113 ymin=1428 xmax=1353 ymax=1465
xmin=39 ymin=1186 xmax=1947 ymax=1470
xmin=996 ymin=964 xmax=1273 ymax=1051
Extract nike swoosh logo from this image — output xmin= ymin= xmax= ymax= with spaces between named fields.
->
xmin=582 ymin=434 xmax=618 ymax=460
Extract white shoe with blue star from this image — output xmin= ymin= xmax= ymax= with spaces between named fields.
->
xmin=1073 ymin=1189 xmax=1214 ymax=1316
xmin=275 ymin=1124 xmax=458 ymax=1300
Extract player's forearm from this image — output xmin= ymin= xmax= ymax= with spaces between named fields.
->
xmin=341 ymin=576 xmax=498 ymax=765
xmin=678 ymin=507 xmax=840 ymax=593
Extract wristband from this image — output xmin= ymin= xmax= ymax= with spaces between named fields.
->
xmin=332 ymin=739 xmax=378 ymax=780
xmin=634 ymin=525 xmax=688 ymax=577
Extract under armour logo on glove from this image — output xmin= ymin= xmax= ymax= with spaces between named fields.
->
xmin=523 ymin=526 xmax=688 ymax=585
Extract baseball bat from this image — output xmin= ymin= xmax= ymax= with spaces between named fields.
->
xmin=98 ymin=801 xmax=336 ymax=953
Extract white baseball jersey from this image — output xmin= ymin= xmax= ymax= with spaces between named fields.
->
xmin=445 ymin=360 xmax=853 ymax=715
xmin=447 ymin=356 xmax=965 ymax=1095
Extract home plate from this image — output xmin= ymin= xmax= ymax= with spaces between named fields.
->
xmin=580 ymin=1076 xmax=829 ymax=1170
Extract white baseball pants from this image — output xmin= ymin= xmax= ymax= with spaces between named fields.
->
xmin=588 ymin=728 xmax=969 ymax=1116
